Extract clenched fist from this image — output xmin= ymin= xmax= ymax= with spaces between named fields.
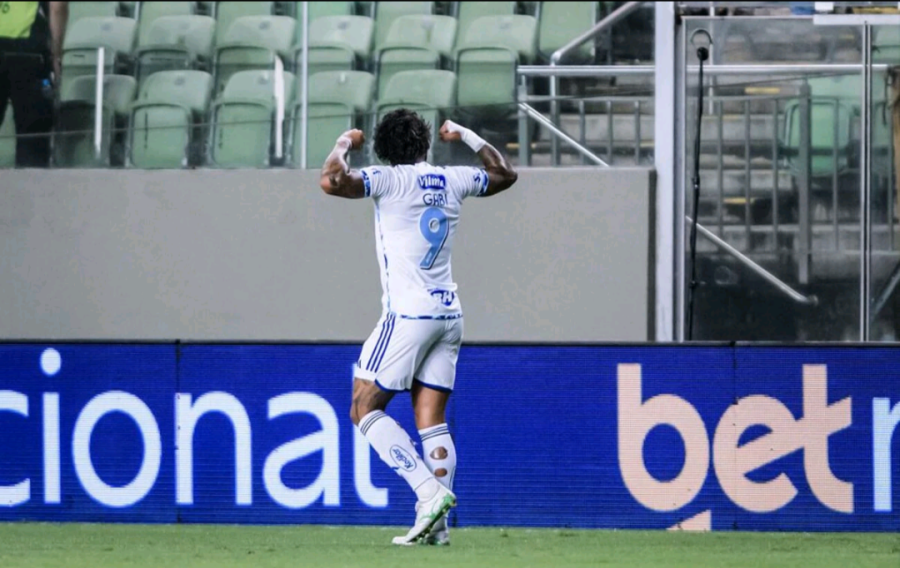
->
xmin=340 ymin=129 xmax=365 ymax=150
xmin=439 ymin=120 xmax=463 ymax=143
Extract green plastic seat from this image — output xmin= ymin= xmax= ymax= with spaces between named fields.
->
xmin=209 ymin=69 xmax=296 ymax=167
xmin=373 ymin=2 xmax=433 ymax=49
xmin=874 ymin=25 xmax=900 ymax=64
xmin=782 ymin=98 xmax=854 ymax=177
xmin=215 ymin=15 xmax=296 ymax=94
xmin=214 ymin=1 xmax=274 ymax=46
xmin=295 ymin=15 xmax=374 ymax=77
xmin=128 ymin=70 xmax=213 ymax=168
xmin=455 ymin=2 xmax=515 ymax=48
xmin=0 ymin=103 xmax=14 ymax=168
xmin=293 ymin=1 xmax=355 ymax=46
xmin=538 ymin=1 xmax=598 ymax=62
xmin=375 ymin=69 xmax=455 ymax=163
xmin=61 ymin=16 xmax=137 ymax=91
xmin=136 ymin=15 xmax=215 ymax=88
xmin=375 ymin=15 xmax=456 ymax=98
xmin=54 ymin=74 xmax=136 ymax=167
xmin=294 ymin=70 xmax=374 ymax=167
xmin=137 ymin=2 xmax=195 ymax=46
xmin=69 ymin=2 xmax=119 ymax=25
xmin=455 ymin=15 xmax=537 ymax=119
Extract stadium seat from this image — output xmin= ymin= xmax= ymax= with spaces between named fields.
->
xmin=61 ymin=17 xmax=137 ymax=91
xmin=538 ymin=1 xmax=598 ymax=62
xmin=119 ymin=1 xmax=137 ymax=17
xmin=375 ymin=15 xmax=456 ymax=98
xmin=0 ymin=103 xmax=14 ymax=168
xmin=455 ymin=2 xmax=516 ymax=48
xmin=136 ymin=2 xmax=195 ymax=47
xmin=293 ymin=1 xmax=356 ymax=54
xmin=135 ymin=15 xmax=215 ymax=88
xmin=295 ymin=15 xmax=374 ymax=77
xmin=373 ymin=2 xmax=434 ymax=48
xmin=128 ymin=70 xmax=213 ymax=168
xmin=214 ymin=15 xmax=296 ymax=94
xmin=214 ymin=2 xmax=274 ymax=46
xmin=53 ymin=74 xmax=136 ymax=167
xmin=375 ymin=69 xmax=456 ymax=163
xmin=69 ymin=2 xmax=119 ymax=26
xmin=294 ymin=70 xmax=375 ymax=167
xmin=454 ymin=15 xmax=537 ymax=119
xmin=874 ymin=25 xmax=900 ymax=64
xmin=208 ymin=69 xmax=295 ymax=167
xmin=782 ymin=98 xmax=854 ymax=177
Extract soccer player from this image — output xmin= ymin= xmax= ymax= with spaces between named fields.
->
xmin=319 ymin=109 xmax=518 ymax=545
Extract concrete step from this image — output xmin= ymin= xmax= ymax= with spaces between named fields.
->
xmin=545 ymin=113 xmax=785 ymax=145
xmin=696 ymin=223 xmax=897 ymax=255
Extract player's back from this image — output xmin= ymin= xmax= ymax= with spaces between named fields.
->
xmin=359 ymin=161 xmax=489 ymax=319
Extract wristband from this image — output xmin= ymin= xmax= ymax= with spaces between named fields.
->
xmin=444 ymin=120 xmax=486 ymax=153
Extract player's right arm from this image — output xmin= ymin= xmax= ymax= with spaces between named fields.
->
xmin=319 ymin=130 xmax=366 ymax=199
xmin=439 ymin=120 xmax=518 ymax=197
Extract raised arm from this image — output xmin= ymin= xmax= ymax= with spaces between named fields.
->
xmin=439 ymin=120 xmax=518 ymax=197
xmin=319 ymin=129 xmax=367 ymax=199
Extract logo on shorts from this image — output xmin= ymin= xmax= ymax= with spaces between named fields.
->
xmin=390 ymin=445 xmax=417 ymax=472
xmin=418 ymin=174 xmax=446 ymax=191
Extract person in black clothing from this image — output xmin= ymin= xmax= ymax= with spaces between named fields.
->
xmin=0 ymin=1 xmax=68 ymax=167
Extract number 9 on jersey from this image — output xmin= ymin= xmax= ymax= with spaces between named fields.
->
xmin=419 ymin=207 xmax=449 ymax=269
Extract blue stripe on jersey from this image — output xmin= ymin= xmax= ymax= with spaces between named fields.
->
xmin=371 ymin=313 xmax=396 ymax=372
xmin=397 ymin=313 xmax=463 ymax=321
xmin=361 ymin=170 xmax=372 ymax=197
xmin=365 ymin=316 xmax=390 ymax=371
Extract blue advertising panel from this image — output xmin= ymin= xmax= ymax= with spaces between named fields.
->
xmin=0 ymin=343 xmax=898 ymax=531
xmin=0 ymin=344 xmax=176 ymax=523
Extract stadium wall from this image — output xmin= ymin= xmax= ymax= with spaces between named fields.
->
xmin=0 ymin=168 xmax=655 ymax=342
xmin=0 ymin=342 xmax=898 ymax=531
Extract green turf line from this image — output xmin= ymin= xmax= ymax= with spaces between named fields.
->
xmin=0 ymin=524 xmax=897 ymax=568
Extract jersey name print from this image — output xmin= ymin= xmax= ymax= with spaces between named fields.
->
xmin=359 ymin=162 xmax=489 ymax=319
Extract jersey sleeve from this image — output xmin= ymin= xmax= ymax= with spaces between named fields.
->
xmin=359 ymin=166 xmax=395 ymax=199
xmin=445 ymin=166 xmax=490 ymax=200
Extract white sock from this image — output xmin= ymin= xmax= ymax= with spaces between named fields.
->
xmin=358 ymin=410 xmax=439 ymax=501
xmin=419 ymin=423 xmax=457 ymax=491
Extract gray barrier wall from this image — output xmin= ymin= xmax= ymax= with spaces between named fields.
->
xmin=0 ymin=168 xmax=655 ymax=342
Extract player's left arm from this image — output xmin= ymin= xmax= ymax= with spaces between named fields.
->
xmin=319 ymin=130 xmax=366 ymax=199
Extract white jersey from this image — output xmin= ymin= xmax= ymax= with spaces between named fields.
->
xmin=359 ymin=162 xmax=489 ymax=319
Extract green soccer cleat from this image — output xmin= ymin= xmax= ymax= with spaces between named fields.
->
xmin=421 ymin=517 xmax=450 ymax=546
xmin=391 ymin=485 xmax=456 ymax=546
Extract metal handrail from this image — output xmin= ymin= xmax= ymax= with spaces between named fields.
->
xmin=518 ymin=63 xmax=891 ymax=78
xmin=550 ymin=2 xmax=647 ymax=66
xmin=519 ymin=65 xmax=654 ymax=77
xmin=687 ymin=216 xmax=818 ymax=306
xmin=518 ymin=103 xmax=609 ymax=167
xmin=548 ymin=1 xmax=647 ymax=165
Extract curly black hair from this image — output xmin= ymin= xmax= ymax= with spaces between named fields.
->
xmin=373 ymin=109 xmax=431 ymax=166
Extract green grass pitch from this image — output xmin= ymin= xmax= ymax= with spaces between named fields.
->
xmin=0 ymin=523 xmax=896 ymax=568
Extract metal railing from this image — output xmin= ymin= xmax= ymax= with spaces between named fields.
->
xmin=548 ymin=1 xmax=649 ymax=164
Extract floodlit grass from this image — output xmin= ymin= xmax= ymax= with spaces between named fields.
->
xmin=0 ymin=523 xmax=896 ymax=568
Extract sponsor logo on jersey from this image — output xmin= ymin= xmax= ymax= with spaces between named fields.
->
xmin=430 ymin=289 xmax=456 ymax=307
xmin=418 ymin=174 xmax=447 ymax=191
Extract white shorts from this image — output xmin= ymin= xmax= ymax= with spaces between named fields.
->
xmin=354 ymin=313 xmax=463 ymax=393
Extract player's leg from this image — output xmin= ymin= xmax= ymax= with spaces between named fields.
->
xmin=353 ymin=315 xmax=456 ymax=545
xmin=412 ymin=318 xmax=463 ymax=545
